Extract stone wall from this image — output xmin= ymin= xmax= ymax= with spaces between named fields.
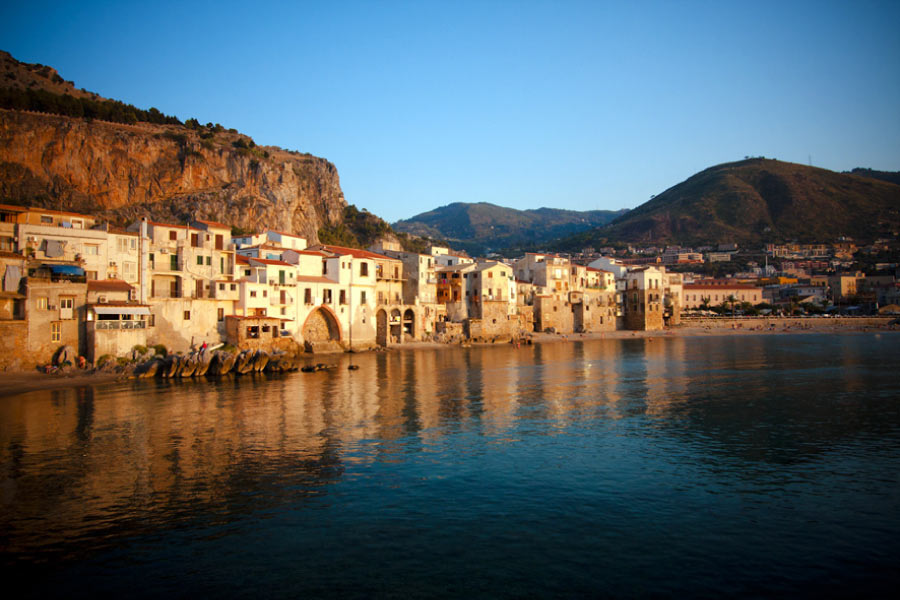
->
xmin=534 ymin=296 xmax=574 ymax=333
xmin=466 ymin=301 xmax=518 ymax=341
xmin=679 ymin=316 xmax=896 ymax=329
xmin=624 ymin=289 xmax=664 ymax=331
xmin=87 ymin=325 xmax=148 ymax=363
xmin=0 ymin=321 xmax=29 ymax=370
xmin=148 ymin=298 xmax=229 ymax=352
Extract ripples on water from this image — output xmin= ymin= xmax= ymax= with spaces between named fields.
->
xmin=2 ymin=333 xmax=899 ymax=598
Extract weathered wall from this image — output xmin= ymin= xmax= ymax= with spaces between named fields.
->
xmin=467 ymin=301 xmax=517 ymax=340
xmin=624 ymin=290 xmax=664 ymax=331
xmin=0 ymin=110 xmax=346 ymax=242
xmin=535 ymin=296 xmax=574 ymax=333
xmin=148 ymin=298 xmax=230 ymax=352
xmin=679 ymin=316 xmax=896 ymax=329
xmin=0 ymin=320 xmax=29 ymax=370
xmin=87 ymin=325 xmax=148 ymax=362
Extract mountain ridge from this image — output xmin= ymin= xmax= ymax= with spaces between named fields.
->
xmin=393 ymin=202 xmax=627 ymax=255
xmin=555 ymin=159 xmax=900 ymax=249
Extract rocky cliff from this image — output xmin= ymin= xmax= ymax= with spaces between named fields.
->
xmin=0 ymin=108 xmax=346 ymax=241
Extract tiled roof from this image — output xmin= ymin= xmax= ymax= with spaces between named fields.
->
xmin=87 ymin=279 xmax=134 ymax=292
xmin=319 ymin=245 xmax=400 ymax=261
xmin=147 ymin=221 xmax=201 ymax=231
xmin=193 ymin=219 xmax=232 ymax=229
xmin=249 ymin=257 xmax=293 ymax=266
xmin=684 ymin=283 xmax=760 ymax=290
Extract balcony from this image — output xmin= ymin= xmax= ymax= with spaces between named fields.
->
xmin=94 ymin=320 xmax=148 ymax=330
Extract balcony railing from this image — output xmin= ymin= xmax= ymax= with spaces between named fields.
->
xmin=95 ymin=320 xmax=148 ymax=330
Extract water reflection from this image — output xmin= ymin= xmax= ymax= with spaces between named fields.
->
xmin=1 ymin=334 xmax=899 ymax=596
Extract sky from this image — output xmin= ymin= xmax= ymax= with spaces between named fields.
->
xmin=2 ymin=0 xmax=899 ymax=222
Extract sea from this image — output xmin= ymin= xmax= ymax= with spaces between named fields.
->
xmin=1 ymin=333 xmax=899 ymax=598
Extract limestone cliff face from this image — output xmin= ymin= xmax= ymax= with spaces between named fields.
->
xmin=0 ymin=109 xmax=346 ymax=241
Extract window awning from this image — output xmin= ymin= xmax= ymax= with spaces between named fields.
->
xmin=93 ymin=306 xmax=151 ymax=316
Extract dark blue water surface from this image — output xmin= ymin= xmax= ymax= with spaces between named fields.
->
xmin=2 ymin=333 xmax=899 ymax=598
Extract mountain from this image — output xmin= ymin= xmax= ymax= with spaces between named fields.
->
xmin=0 ymin=50 xmax=348 ymax=243
xmin=557 ymin=159 xmax=900 ymax=249
xmin=393 ymin=202 xmax=627 ymax=255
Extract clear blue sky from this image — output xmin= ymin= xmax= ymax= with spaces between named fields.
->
xmin=2 ymin=1 xmax=899 ymax=222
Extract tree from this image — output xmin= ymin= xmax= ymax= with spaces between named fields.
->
xmin=727 ymin=294 xmax=738 ymax=317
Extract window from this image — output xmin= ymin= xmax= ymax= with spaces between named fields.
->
xmin=184 ymin=311 xmax=191 ymax=320
xmin=360 ymin=291 xmax=367 ymax=304
xmin=85 ymin=244 xmax=99 ymax=256
xmin=170 ymin=254 xmax=178 ymax=270
xmin=197 ymin=256 xmax=204 ymax=266
xmin=60 ymin=297 xmax=74 ymax=319
xmin=250 ymin=290 xmax=257 ymax=298
xmin=323 ymin=289 xmax=332 ymax=304
xmin=86 ymin=271 xmax=98 ymax=281
xmin=230 ymin=284 xmax=236 ymax=291
xmin=37 ymin=297 xmax=48 ymax=310
xmin=305 ymin=288 xmax=312 ymax=304
xmin=169 ymin=231 xmax=177 ymax=241
xmin=219 ymin=283 xmax=225 ymax=291
xmin=123 ymin=262 xmax=136 ymax=280
xmin=244 ymin=269 xmax=251 ymax=277
xmin=51 ymin=322 xmax=61 ymax=342
xmin=360 ymin=262 xmax=368 ymax=277
xmin=263 ymin=290 xmax=267 ymax=298
xmin=41 ymin=215 xmax=53 ymax=224
xmin=206 ymin=256 xmax=211 ymax=266
xmin=191 ymin=233 xmax=200 ymax=247
xmin=217 ymin=308 xmax=224 ymax=322
xmin=220 ymin=257 xmax=225 ymax=272
xmin=339 ymin=290 xmax=347 ymax=305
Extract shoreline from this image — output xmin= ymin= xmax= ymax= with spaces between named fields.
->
xmin=2 ymin=319 xmax=896 ymax=398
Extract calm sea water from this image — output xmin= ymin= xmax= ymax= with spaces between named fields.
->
xmin=1 ymin=333 xmax=899 ymax=598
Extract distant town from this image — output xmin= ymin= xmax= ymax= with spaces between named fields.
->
xmin=1 ymin=203 xmax=898 ymax=371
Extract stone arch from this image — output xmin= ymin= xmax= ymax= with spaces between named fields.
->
xmin=376 ymin=309 xmax=389 ymax=347
xmin=302 ymin=306 xmax=342 ymax=343
xmin=403 ymin=308 xmax=416 ymax=339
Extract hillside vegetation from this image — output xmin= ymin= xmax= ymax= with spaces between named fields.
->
xmin=394 ymin=202 xmax=626 ymax=256
xmin=557 ymin=159 xmax=900 ymax=249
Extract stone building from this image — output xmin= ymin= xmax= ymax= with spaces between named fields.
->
xmin=23 ymin=265 xmax=88 ymax=363
xmin=623 ymin=266 xmax=665 ymax=331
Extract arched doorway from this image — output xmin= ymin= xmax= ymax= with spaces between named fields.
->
xmin=302 ymin=307 xmax=341 ymax=344
xmin=376 ymin=309 xmax=388 ymax=347
xmin=403 ymin=308 xmax=415 ymax=340
xmin=390 ymin=308 xmax=402 ymax=343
